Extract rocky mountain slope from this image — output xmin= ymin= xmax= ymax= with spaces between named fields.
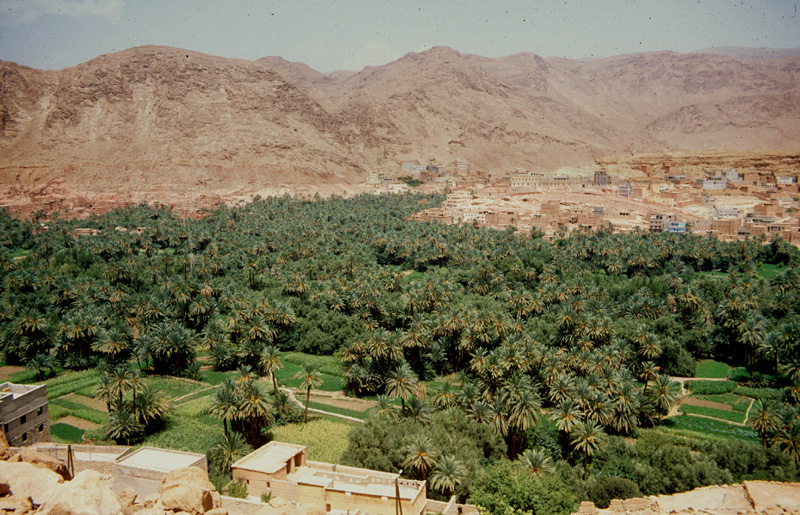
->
xmin=1 ymin=45 xmax=799 ymax=215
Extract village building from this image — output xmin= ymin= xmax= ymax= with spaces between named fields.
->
xmin=593 ymin=169 xmax=611 ymax=187
xmin=618 ymin=183 xmax=634 ymax=197
xmin=113 ymin=447 xmax=207 ymax=496
xmin=697 ymin=174 xmax=728 ymax=190
xmin=232 ymin=442 xmax=430 ymax=515
xmin=0 ymin=383 xmax=49 ymax=447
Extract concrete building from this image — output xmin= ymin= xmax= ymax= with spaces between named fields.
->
xmin=697 ymin=174 xmax=728 ymax=190
xmin=232 ymin=442 xmax=428 ymax=515
xmin=0 ymin=383 xmax=49 ymax=447
xmin=593 ymin=169 xmax=611 ymax=187
xmin=618 ymin=183 xmax=634 ymax=197
xmin=649 ymin=213 xmax=676 ymax=233
xmin=113 ymin=447 xmax=207 ymax=496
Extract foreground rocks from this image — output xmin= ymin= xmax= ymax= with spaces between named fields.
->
xmin=574 ymin=481 xmax=800 ymax=515
xmin=0 ymin=457 xmax=222 ymax=515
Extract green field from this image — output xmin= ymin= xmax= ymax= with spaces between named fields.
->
xmin=686 ymin=380 xmax=737 ymax=395
xmin=276 ymin=362 xmax=343 ymax=392
xmin=678 ymin=403 xmax=747 ymax=424
xmin=694 ymin=393 xmax=751 ymax=412
xmin=50 ymin=423 xmax=85 ymax=444
xmin=268 ymin=418 xmax=355 ymax=463
xmin=300 ymin=398 xmax=370 ymax=420
xmin=694 ymin=360 xmax=730 ymax=379
xmin=658 ymin=415 xmax=759 ymax=443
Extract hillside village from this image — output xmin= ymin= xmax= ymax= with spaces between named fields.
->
xmin=368 ymin=154 xmax=800 ymax=246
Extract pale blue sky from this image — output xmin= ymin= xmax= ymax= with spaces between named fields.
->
xmin=1 ymin=0 xmax=799 ymax=72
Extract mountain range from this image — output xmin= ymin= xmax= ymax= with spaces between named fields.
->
xmin=0 ymin=45 xmax=799 ymax=213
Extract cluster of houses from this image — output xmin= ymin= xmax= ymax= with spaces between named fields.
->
xmin=385 ymin=158 xmax=800 ymax=246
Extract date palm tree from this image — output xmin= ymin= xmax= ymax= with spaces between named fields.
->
xmin=402 ymin=434 xmax=438 ymax=480
xmin=294 ymin=363 xmax=323 ymax=424
xmin=519 ymin=448 xmax=555 ymax=475
xmin=429 ymin=455 xmax=467 ymax=499
xmin=384 ymin=363 xmax=420 ymax=414
xmin=238 ymin=379 xmax=273 ymax=446
xmin=748 ymin=400 xmax=780 ymax=448
xmin=571 ymin=420 xmax=606 ymax=478
xmin=260 ymin=345 xmax=284 ymax=418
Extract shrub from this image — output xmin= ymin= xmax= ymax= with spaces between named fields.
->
xmin=587 ymin=476 xmax=641 ymax=509
xmin=224 ymin=478 xmax=248 ymax=498
xmin=735 ymin=386 xmax=780 ymax=400
xmin=686 ymin=381 xmax=736 ymax=395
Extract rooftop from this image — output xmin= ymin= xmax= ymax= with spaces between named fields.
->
xmin=115 ymin=446 xmax=204 ymax=473
xmin=232 ymin=441 xmax=306 ymax=474
xmin=0 ymin=383 xmax=45 ymax=402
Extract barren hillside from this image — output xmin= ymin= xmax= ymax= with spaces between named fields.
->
xmin=1 ymin=45 xmax=799 ymax=216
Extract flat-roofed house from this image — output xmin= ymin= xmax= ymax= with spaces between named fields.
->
xmin=0 ymin=383 xmax=49 ymax=447
xmin=232 ymin=442 xmax=428 ymax=515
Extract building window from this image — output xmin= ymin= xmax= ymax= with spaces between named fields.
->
xmin=21 ymin=432 xmax=27 ymax=442
xmin=2 ymin=424 xmax=7 ymax=434
xmin=37 ymin=407 xmax=43 ymax=416
xmin=20 ymin=415 xmax=26 ymax=424
xmin=38 ymin=424 xmax=44 ymax=432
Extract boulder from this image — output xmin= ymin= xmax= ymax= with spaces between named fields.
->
xmin=0 ymin=474 xmax=9 ymax=496
xmin=16 ymin=448 xmax=71 ymax=481
xmin=0 ymin=460 xmax=63 ymax=505
xmin=130 ymin=510 xmax=164 ymax=515
xmin=158 ymin=467 xmax=220 ymax=515
xmin=0 ymin=495 xmax=33 ymax=515
xmin=38 ymin=469 xmax=122 ymax=515
xmin=117 ymin=487 xmax=137 ymax=515
xmin=204 ymin=509 xmax=228 ymax=515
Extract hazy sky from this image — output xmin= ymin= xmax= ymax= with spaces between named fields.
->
xmin=1 ymin=0 xmax=799 ymax=72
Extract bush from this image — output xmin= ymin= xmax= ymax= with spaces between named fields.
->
xmin=224 ymin=478 xmax=248 ymax=498
xmin=735 ymin=386 xmax=780 ymax=400
xmin=587 ymin=476 xmax=641 ymax=509
xmin=686 ymin=381 xmax=736 ymax=395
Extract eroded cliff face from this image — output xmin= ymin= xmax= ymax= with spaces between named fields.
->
xmin=1 ymin=45 xmax=799 ymax=217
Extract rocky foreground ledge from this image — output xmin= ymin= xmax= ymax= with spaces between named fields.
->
xmin=575 ymin=481 xmax=800 ymax=515
xmin=0 ymin=458 xmax=226 ymax=515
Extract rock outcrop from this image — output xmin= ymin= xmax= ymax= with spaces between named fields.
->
xmin=157 ymin=467 xmax=221 ymax=515
xmin=0 ymin=460 xmax=64 ymax=506
xmin=573 ymin=482 xmax=800 ymax=515
xmin=39 ymin=470 xmax=122 ymax=515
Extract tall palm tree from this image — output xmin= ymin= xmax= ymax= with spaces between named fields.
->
xmin=571 ymin=420 xmax=606 ymax=478
xmin=135 ymin=383 xmax=170 ymax=427
xmin=209 ymin=379 xmax=239 ymax=437
xmin=294 ymin=363 xmax=323 ymax=424
xmin=402 ymin=434 xmax=438 ymax=480
xmin=384 ymin=363 xmax=420 ymax=414
xmin=260 ymin=345 xmax=284 ymax=418
xmin=647 ymin=374 xmax=681 ymax=416
xmin=748 ymin=400 xmax=780 ymax=448
xmin=238 ymin=379 xmax=273 ymax=446
xmin=429 ymin=455 xmax=467 ymax=499
xmin=95 ymin=372 xmax=115 ymax=412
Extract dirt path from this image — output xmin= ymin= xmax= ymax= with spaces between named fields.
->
xmin=0 ymin=365 xmax=26 ymax=381
xmin=282 ymin=388 xmax=365 ymax=424
xmin=172 ymin=384 xmax=219 ymax=406
xmin=53 ymin=415 xmax=99 ymax=430
xmin=742 ymin=398 xmax=755 ymax=425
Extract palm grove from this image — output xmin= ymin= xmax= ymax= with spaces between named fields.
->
xmin=1 ymin=193 xmax=799 ymax=513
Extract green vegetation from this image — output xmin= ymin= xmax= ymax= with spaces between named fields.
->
xmin=1 ymin=193 xmax=800 ymax=514
xmin=686 ymin=381 xmax=737 ymax=395
xmin=677 ymin=404 xmax=747 ymax=424
xmin=657 ymin=416 xmax=759 ymax=443
xmin=694 ymin=360 xmax=730 ymax=379
xmin=398 ymin=176 xmax=424 ymax=187
xmin=50 ymin=423 xmax=85 ymax=443
xmin=269 ymin=418 xmax=353 ymax=463
xmin=300 ymin=398 xmax=370 ymax=420
xmin=694 ymin=393 xmax=751 ymax=412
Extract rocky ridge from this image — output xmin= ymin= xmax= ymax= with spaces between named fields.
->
xmin=1 ymin=45 xmax=799 ymax=216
